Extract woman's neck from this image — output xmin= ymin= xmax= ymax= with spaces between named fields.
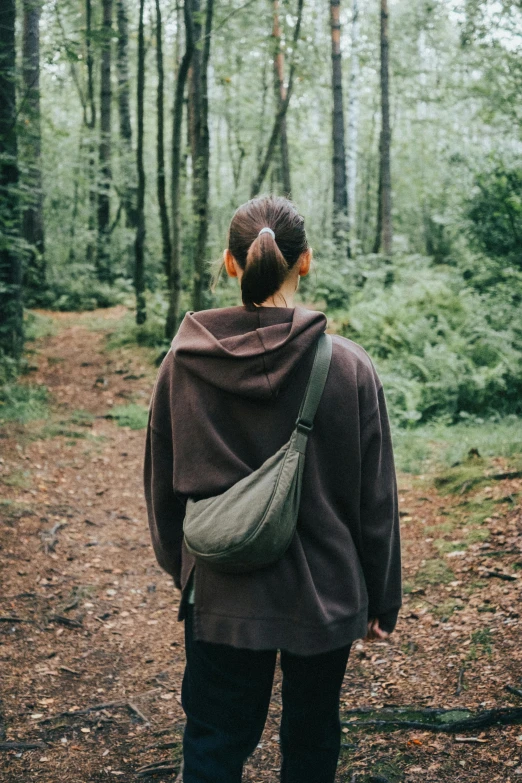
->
xmin=258 ymin=275 xmax=299 ymax=307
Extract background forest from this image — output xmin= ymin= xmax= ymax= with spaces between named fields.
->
xmin=2 ymin=3 xmax=522 ymax=779
xmin=1 ymin=0 xmax=522 ymax=433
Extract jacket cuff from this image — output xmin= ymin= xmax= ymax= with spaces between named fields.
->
xmin=372 ymin=606 xmax=401 ymax=634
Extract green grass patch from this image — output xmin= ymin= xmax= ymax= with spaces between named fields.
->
xmin=456 ymin=497 xmax=496 ymax=526
xmin=69 ymin=409 xmax=95 ymax=427
xmin=24 ymin=310 xmax=58 ymax=341
xmin=415 ymin=558 xmax=455 ymax=586
xmin=464 ymin=527 xmax=491 ymax=543
xmin=392 ymin=416 xmax=522 ymax=474
xmin=40 ymin=424 xmax=88 ymax=440
xmin=0 ymin=499 xmax=34 ymax=519
xmin=0 ymin=383 xmax=50 ymax=424
xmin=433 ymin=539 xmax=467 ymax=553
xmin=0 ymin=467 xmax=32 ymax=489
xmin=105 ymin=403 xmax=149 ymax=430
xmin=433 ymin=457 xmax=489 ymax=495
xmin=105 ymin=313 xmax=168 ymax=350
xmin=432 ymin=598 xmax=464 ymax=619
xmin=468 ymin=627 xmax=494 ymax=659
xmin=425 ymin=520 xmax=456 ymax=535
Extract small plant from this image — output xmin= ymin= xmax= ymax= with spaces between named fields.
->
xmin=468 ymin=627 xmax=494 ymax=659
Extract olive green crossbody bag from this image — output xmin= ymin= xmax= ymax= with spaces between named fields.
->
xmin=182 ymin=332 xmax=333 ymax=574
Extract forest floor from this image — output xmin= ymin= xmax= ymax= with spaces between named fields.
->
xmin=1 ymin=306 xmax=521 ymax=783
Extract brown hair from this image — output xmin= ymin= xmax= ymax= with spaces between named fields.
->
xmin=227 ymin=195 xmax=309 ymax=308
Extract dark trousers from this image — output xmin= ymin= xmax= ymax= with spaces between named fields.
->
xmin=181 ymin=605 xmax=351 ymax=783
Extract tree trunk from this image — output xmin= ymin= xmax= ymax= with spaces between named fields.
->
xmin=116 ymin=0 xmax=137 ymax=230
xmin=85 ymin=0 xmax=97 ymax=263
xmin=190 ymin=0 xmax=214 ymax=313
xmin=250 ymin=0 xmax=304 ymax=198
xmin=155 ymin=0 xmax=172 ymax=284
xmin=0 ymin=0 xmax=23 ymax=361
xmin=346 ymin=0 xmax=360 ymax=244
xmin=166 ymin=0 xmax=194 ymax=339
xmin=97 ymin=0 xmax=113 ymax=282
xmin=21 ymin=0 xmax=46 ymax=298
xmin=272 ymin=0 xmax=291 ymax=196
xmin=377 ymin=0 xmax=392 ymax=255
xmin=330 ymin=0 xmax=348 ymax=242
xmin=134 ymin=0 xmax=146 ymax=325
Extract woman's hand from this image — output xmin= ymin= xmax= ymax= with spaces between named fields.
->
xmin=364 ymin=617 xmax=389 ymax=641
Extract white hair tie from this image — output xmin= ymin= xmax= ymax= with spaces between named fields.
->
xmin=258 ymin=227 xmax=275 ymax=239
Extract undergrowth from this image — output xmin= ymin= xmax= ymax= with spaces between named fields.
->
xmin=0 ymin=384 xmax=50 ymax=424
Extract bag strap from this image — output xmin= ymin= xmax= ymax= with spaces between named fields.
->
xmin=295 ymin=332 xmax=333 ymax=438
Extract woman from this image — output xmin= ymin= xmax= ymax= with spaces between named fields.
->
xmin=144 ymin=195 xmax=402 ymax=783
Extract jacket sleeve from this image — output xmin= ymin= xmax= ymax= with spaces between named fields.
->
xmin=143 ymin=355 xmax=185 ymax=589
xmin=359 ymin=381 xmax=402 ymax=634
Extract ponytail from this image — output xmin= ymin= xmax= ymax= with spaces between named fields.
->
xmin=227 ymin=195 xmax=309 ymax=309
xmin=241 ymin=231 xmax=289 ymax=308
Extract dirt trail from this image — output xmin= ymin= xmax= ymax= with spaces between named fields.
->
xmin=1 ymin=308 xmax=521 ymax=783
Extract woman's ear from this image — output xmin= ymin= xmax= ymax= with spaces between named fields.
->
xmin=224 ymin=249 xmax=241 ymax=278
xmin=298 ymin=248 xmax=312 ymax=277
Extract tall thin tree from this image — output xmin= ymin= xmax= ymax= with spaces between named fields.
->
xmin=250 ymin=0 xmax=304 ymax=198
xmin=135 ymin=0 xmax=146 ymax=324
xmin=155 ymin=0 xmax=172 ymax=283
xmin=330 ymin=0 xmax=348 ymax=246
xmin=166 ymin=0 xmax=194 ymax=338
xmin=22 ymin=0 xmax=46 ymax=297
xmin=97 ymin=0 xmax=113 ymax=281
xmin=272 ymin=0 xmax=291 ymax=196
xmin=374 ymin=0 xmax=392 ymax=255
xmin=116 ymin=0 xmax=137 ymax=230
xmin=189 ymin=0 xmax=215 ymax=312
xmin=0 ymin=0 xmax=23 ymax=360
xmin=85 ymin=0 xmax=97 ymax=263
xmin=346 ymin=0 xmax=360 ymax=245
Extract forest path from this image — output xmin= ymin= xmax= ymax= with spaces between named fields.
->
xmin=1 ymin=307 xmax=521 ymax=783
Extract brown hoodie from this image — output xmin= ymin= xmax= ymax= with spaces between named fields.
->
xmin=144 ymin=304 xmax=402 ymax=655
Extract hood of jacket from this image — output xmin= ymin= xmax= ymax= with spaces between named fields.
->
xmin=170 ymin=305 xmax=327 ymax=400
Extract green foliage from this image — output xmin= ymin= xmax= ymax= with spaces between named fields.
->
xmin=105 ymin=311 xmax=166 ymax=351
xmin=39 ymin=270 xmax=132 ymax=312
xmin=327 ymin=253 xmax=522 ymax=426
xmin=105 ymin=403 xmax=149 ymax=430
xmin=466 ymin=164 xmax=522 ymax=265
xmin=24 ymin=310 xmax=57 ymax=341
xmin=0 ymin=383 xmax=49 ymax=424
xmin=0 ymin=352 xmax=19 ymax=386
